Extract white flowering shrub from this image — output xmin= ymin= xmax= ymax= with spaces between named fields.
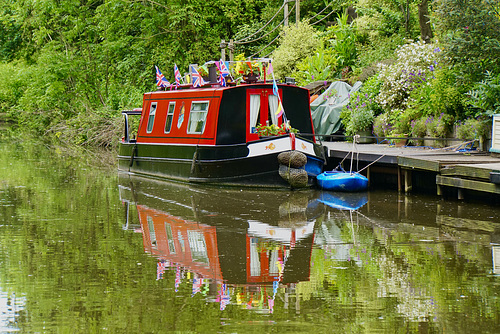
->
xmin=376 ymin=40 xmax=442 ymax=113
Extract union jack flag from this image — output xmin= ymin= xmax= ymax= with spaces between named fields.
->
xmin=155 ymin=66 xmax=170 ymax=88
xmin=217 ymin=60 xmax=231 ymax=86
xmin=218 ymin=60 xmax=230 ymax=77
xmin=174 ymin=64 xmax=182 ymax=86
xmin=191 ymin=65 xmax=206 ymax=88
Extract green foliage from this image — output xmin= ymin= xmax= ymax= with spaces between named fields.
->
xmin=425 ymin=113 xmax=454 ymax=138
xmin=341 ymin=92 xmax=375 ymax=137
xmin=271 ymin=21 xmax=319 ymax=79
xmin=326 ymin=13 xmax=358 ymax=70
xmin=295 ymin=46 xmax=338 ymax=86
xmin=455 ymin=117 xmax=491 ymax=141
xmin=355 ymin=34 xmax=403 ymax=70
xmin=467 ymin=71 xmax=500 ymax=117
xmin=377 ymin=40 xmax=442 ymax=113
xmin=434 ymin=0 xmax=500 ymax=82
xmin=410 ymin=117 xmax=427 ymax=138
xmin=355 ymin=0 xmax=420 ymax=40
xmin=372 ymin=112 xmax=391 ymax=137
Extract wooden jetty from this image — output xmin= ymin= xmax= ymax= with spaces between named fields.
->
xmin=322 ymin=142 xmax=500 ymax=200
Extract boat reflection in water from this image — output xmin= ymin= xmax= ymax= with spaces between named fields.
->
xmin=118 ymin=174 xmax=355 ymax=313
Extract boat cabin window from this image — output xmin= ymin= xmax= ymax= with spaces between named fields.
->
xmin=147 ymin=216 xmax=157 ymax=248
xmin=247 ymin=88 xmax=283 ymax=141
xmin=187 ymin=101 xmax=209 ymax=134
xmin=249 ymin=94 xmax=261 ymax=133
xmin=267 ymin=94 xmax=280 ymax=125
xmin=164 ymin=102 xmax=175 ymax=133
xmin=146 ymin=102 xmax=157 ymax=133
xmin=165 ymin=223 xmax=176 ymax=254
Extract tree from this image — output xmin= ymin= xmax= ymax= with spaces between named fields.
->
xmin=417 ymin=0 xmax=433 ymax=43
xmin=433 ymin=0 xmax=500 ymax=82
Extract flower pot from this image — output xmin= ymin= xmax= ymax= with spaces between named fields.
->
xmin=392 ymin=134 xmax=408 ymax=147
xmin=355 ymin=130 xmax=375 ymax=144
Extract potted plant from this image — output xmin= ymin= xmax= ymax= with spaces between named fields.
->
xmin=455 ymin=117 xmax=491 ymax=150
xmin=410 ymin=118 xmax=427 ymax=146
xmin=341 ymin=102 xmax=375 ymax=143
xmin=372 ymin=113 xmax=392 ymax=140
xmin=425 ymin=113 xmax=454 ymax=148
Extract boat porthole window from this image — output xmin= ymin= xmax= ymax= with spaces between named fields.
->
xmin=146 ymin=102 xmax=157 ymax=133
xmin=187 ymin=101 xmax=209 ymax=134
xmin=164 ymin=102 xmax=175 ymax=133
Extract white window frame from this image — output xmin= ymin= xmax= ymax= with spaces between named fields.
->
xmin=146 ymin=102 xmax=157 ymax=133
xmin=164 ymin=102 xmax=176 ymax=133
xmin=187 ymin=101 xmax=209 ymax=134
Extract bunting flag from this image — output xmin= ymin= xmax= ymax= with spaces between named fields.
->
xmin=267 ymin=62 xmax=274 ymax=75
xmin=191 ymin=65 xmax=206 ymax=88
xmin=174 ymin=64 xmax=182 ymax=86
xmin=218 ymin=75 xmax=226 ymax=87
xmin=272 ymin=79 xmax=279 ymax=96
xmin=218 ymin=60 xmax=230 ymax=77
xmin=246 ymin=61 xmax=254 ymax=74
xmin=216 ymin=60 xmax=231 ymax=86
xmin=275 ymin=100 xmax=284 ymax=118
xmin=155 ymin=65 xmax=171 ymax=88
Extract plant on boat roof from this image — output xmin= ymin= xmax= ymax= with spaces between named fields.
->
xmin=256 ymin=122 xmax=298 ymax=137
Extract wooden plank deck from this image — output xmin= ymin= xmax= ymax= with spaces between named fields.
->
xmin=322 ymin=142 xmax=500 ymax=198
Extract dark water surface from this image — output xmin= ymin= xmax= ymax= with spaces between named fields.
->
xmin=0 ymin=141 xmax=499 ymax=333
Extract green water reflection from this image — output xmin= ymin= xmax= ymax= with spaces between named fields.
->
xmin=0 ymin=141 xmax=499 ymax=333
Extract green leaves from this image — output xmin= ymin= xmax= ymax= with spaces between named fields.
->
xmin=467 ymin=71 xmax=500 ymax=116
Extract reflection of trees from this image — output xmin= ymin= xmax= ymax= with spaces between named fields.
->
xmin=301 ymin=210 xmax=500 ymax=332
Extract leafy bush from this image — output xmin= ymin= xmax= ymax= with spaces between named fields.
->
xmin=372 ymin=112 xmax=391 ymax=138
xmin=406 ymin=67 xmax=467 ymax=120
xmin=295 ymin=46 xmax=338 ymax=86
xmin=340 ymin=94 xmax=375 ymax=137
xmin=434 ymin=0 xmax=500 ymax=82
xmin=410 ymin=117 xmax=427 ymax=141
xmin=376 ymin=40 xmax=442 ymax=113
xmin=325 ymin=13 xmax=358 ymax=72
xmin=272 ymin=21 xmax=319 ymax=79
xmin=425 ymin=113 xmax=454 ymax=138
xmin=455 ymin=117 xmax=491 ymax=141
xmin=467 ymin=71 xmax=500 ymax=117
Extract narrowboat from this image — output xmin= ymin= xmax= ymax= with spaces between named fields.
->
xmin=118 ymin=77 xmax=326 ymax=188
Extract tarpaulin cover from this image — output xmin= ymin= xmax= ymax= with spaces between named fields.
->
xmin=311 ymin=81 xmax=362 ymax=136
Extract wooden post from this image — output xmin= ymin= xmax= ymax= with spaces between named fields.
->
xmin=228 ymin=39 xmax=234 ymax=62
xmin=404 ymin=169 xmax=412 ymax=193
xmin=366 ymin=166 xmax=371 ymax=186
xmin=296 ymin=0 xmax=300 ymax=26
xmin=284 ymin=0 xmax=289 ymax=26
xmin=458 ymin=188 xmax=465 ymax=200
xmin=397 ymin=166 xmax=402 ymax=192
xmin=220 ymin=39 xmax=226 ymax=61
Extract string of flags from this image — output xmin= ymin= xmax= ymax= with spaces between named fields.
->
xmin=155 ymin=60 xmax=273 ymax=89
xmin=154 ymin=59 xmax=287 ymax=121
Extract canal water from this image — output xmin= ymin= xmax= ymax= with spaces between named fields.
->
xmin=0 ymin=140 xmax=499 ymax=333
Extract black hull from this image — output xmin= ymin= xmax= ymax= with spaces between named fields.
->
xmin=118 ymin=138 xmax=325 ymax=189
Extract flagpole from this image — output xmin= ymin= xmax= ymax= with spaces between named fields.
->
xmin=270 ymin=70 xmax=288 ymax=126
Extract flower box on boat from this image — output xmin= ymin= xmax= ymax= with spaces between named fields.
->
xmin=118 ymin=80 xmax=326 ymax=189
